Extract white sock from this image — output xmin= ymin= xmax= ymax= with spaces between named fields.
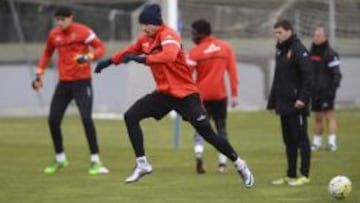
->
xmin=194 ymin=145 xmax=204 ymax=159
xmin=218 ymin=153 xmax=227 ymax=165
xmin=90 ymin=154 xmax=100 ymax=163
xmin=313 ymin=134 xmax=322 ymax=146
xmin=328 ymin=134 xmax=336 ymax=145
xmin=233 ymin=158 xmax=246 ymax=171
xmin=56 ymin=152 xmax=66 ymax=162
xmin=136 ymin=156 xmax=149 ymax=167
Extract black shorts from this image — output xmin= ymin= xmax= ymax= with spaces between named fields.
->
xmin=203 ymin=98 xmax=227 ymax=120
xmin=126 ymin=91 xmax=208 ymax=123
xmin=311 ymin=99 xmax=335 ymax=111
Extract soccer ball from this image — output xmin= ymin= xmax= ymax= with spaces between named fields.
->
xmin=328 ymin=175 xmax=352 ymax=199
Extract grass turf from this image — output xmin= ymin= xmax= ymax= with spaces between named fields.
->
xmin=0 ymin=109 xmax=359 ymax=203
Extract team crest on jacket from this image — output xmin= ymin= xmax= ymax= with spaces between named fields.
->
xmin=142 ymin=42 xmax=149 ymax=48
xmin=71 ymin=32 xmax=76 ymax=41
xmin=55 ymin=36 xmax=62 ymax=43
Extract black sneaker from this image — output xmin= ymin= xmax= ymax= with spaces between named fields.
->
xmin=196 ymin=158 xmax=206 ymax=174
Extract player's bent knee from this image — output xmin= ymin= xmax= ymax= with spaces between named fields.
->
xmin=124 ymin=110 xmax=141 ymax=124
xmin=48 ymin=116 xmax=61 ymax=126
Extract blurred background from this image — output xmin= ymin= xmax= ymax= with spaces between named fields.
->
xmin=0 ymin=0 xmax=359 ymax=117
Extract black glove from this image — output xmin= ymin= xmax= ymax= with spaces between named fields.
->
xmin=76 ymin=55 xmax=91 ymax=64
xmin=122 ymin=54 xmax=146 ymax=64
xmin=31 ymin=75 xmax=43 ymax=91
xmin=94 ymin=58 xmax=113 ymax=73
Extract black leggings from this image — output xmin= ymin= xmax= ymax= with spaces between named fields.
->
xmin=124 ymin=92 xmax=238 ymax=162
xmin=48 ymin=79 xmax=99 ymax=154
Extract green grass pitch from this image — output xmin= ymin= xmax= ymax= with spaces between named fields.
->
xmin=0 ymin=109 xmax=359 ymax=203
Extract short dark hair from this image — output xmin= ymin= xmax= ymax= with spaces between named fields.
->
xmin=54 ymin=7 xmax=72 ymax=17
xmin=314 ymin=24 xmax=329 ymax=37
xmin=273 ymin=20 xmax=293 ymax=31
xmin=191 ymin=19 xmax=212 ymax=36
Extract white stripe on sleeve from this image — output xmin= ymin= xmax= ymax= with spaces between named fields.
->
xmin=161 ymin=39 xmax=181 ymax=49
xmin=328 ymin=60 xmax=341 ymax=68
xmin=84 ymin=32 xmax=96 ymax=44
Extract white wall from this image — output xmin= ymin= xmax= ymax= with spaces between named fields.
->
xmin=0 ymin=57 xmax=359 ymax=117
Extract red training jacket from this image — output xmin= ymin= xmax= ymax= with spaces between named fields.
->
xmin=187 ymin=36 xmax=239 ymax=101
xmin=111 ymin=24 xmax=198 ymax=98
xmin=36 ymin=22 xmax=105 ymax=81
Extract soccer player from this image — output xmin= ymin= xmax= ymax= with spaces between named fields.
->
xmin=187 ymin=19 xmax=239 ymax=174
xmin=32 ymin=7 xmax=109 ymax=175
xmin=309 ymin=25 xmax=342 ymax=151
xmin=94 ymin=4 xmax=254 ymax=187
xmin=267 ymin=20 xmax=313 ymax=186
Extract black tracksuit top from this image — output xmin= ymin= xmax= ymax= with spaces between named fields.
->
xmin=267 ymin=35 xmax=314 ymax=116
xmin=310 ymin=41 xmax=342 ymax=101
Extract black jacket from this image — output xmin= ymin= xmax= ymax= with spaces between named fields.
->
xmin=310 ymin=41 xmax=342 ymax=101
xmin=267 ymin=35 xmax=313 ymax=116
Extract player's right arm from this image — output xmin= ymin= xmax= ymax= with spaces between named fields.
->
xmin=32 ymin=33 xmax=55 ymax=91
xmin=111 ymin=37 xmax=144 ymax=65
xmin=94 ymin=36 xmax=144 ymax=73
xmin=226 ymin=44 xmax=239 ymax=107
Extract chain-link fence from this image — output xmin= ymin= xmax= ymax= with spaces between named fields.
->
xmin=1 ymin=0 xmax=360 ymax=117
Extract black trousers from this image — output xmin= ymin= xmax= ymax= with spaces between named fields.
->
xmin=280 ymin=114 xmax=311 ymax=178
xmin=124 ymin=92 xmax=239 ymax=162
xmin=48 ymin=79 xmax=99 ymax=154
xmin=202 ymin=98 xmax=228 ymax=139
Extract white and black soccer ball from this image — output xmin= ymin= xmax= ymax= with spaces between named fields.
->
xmin=328 ymin=175 xmax=352 ymax=199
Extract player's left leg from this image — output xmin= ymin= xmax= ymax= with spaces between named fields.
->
xmin=311 ymin=111 xmax=324 ymax=150
xmin=123 ymin=92 xmax=170 ymax=183
xmin=325 ymin=108 xmax=337 ymax=151
xmin=193 ymin=132 xmax=206 ymax=174
xmin=287 ymin=114 xmax=311 ymax=186
xmin=272 ymin=115 xmax=297 ymax=185
xmin=193 ymin=102 xmax=213 ymax=174
xmin=175 ymin=93 xmax=254 ymax=187
xmin=212 ymin=98 xmax=228 ymax=173
xmin=44 ymin=82 xmax=72 ymax=175
xmin=73 ymin=80 xmax=108 ymax=175
xmin=214 ymin=118 xmax=228 ymax=173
